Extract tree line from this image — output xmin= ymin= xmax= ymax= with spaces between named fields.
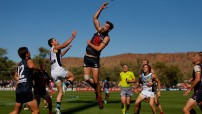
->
xmin=0 ymin=47 xmax=188 ymax=88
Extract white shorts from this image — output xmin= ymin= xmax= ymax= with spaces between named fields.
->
xmin=51 ymin=67 xmax=68 ymax=83
xmin=140 ymin=90 xmax=154 ymax=98
xmin=104 ymin=88 xmax=110 ymax=94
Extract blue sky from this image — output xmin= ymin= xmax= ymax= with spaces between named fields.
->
xmin=0 ymin=0 xmax=201 ymax=62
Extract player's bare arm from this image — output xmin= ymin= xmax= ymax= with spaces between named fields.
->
xmin=126 ymin=77 xmax=136 ymax=83
xmin=27 ymin=59 xmax=39 ymax=70
xmin=11 ymin=64 xmax=19 ymax=81
xmin=133 ymin=76 xmax=141 ymax=94
xmin=61 ymin=45 xmax=72 ymax=57
xmin=153 ymin=74 xmax=161 ymax=97
xmin=54 ymin=30 xmax=76 ymax=51
xmin=134 ymin=83 xmax=140 ymax=94
xmin=183 ymin=72 xmax=200 ymax=96
xmin=134 ymin=81 xmax=140 ymax=89
xmin=12 ymin=72 xmax=19 ymax=81
xmin=87 ymin=36 xmax=110 ymax=51
xmin=94 ymin=2 xmax=108 ymax=31
xmin=151 ymin=68 xmax=156 ymax=74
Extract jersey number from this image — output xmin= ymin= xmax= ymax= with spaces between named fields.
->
xmin=18 ymin=65 xmax=25 ymax=79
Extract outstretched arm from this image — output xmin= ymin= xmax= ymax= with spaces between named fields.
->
xmin=10 ymin=65 xmax=19 ymax=81
xmin=133 ymin=82 xmax=140 ymax=94
xmin=54 ymin=30 xmax=77 ymax=50
xmin=133 ymin=75 xmax=142 ymax=94
xmin=61 ymin=45 xmax=72 ymax=57
xmin=184 ymin=72 xmax=200 ymax=96
xmin=12 ymin=72 xmax=19 ymax=81
xmin=94 ymin=2 xmax=108 ymax=31
xmin=27 ymin=59 xmax=39 ymax=70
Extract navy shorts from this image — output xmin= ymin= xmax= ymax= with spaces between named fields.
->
xmin=83 ymin=55 xmax=100 ymax=68
xmin=34 ymin=91 xmax=48 ymax=99
xmin=16 ymin=92 xmax=34 ymax=103
xmin=191 ymin=90 xmax=202 ymax=103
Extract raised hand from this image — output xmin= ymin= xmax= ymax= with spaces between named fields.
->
xmin=102 ymin=2 xmax=108 ymax=9
xmin=72 ymin=30 xmax=77 ymax=38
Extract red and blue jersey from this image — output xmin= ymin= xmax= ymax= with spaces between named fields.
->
xmin=86 ymin=32 xmax=108 ymax=57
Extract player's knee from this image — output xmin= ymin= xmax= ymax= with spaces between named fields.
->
xmin=84 ymin=75 xmax=91 ymax=82
xmin=55 ymin=79 xmax=60 ymax=84
xmin=33 ymin=108 xmax=40 ymax=114
xmin=73 ymin=76 xmax=76 ymax=81
xmin=57 ymin=88 xmax=63 ymax=94
xmin=134 ymin=102 xmax=138 ymax=106
xmin=149 ymin=102 xmax=154 ymax=107
xmin=68 ymin=76 xmax=76 ymax=82
xmin=182 ymin=107 xmax=190 ymax=113
xmin=67 ymin=72 xmax=75 ymax=79
xmin=94 ymin=80 xmax=99 ymax=84
xmin=155 ymin=101 xmax=160 ymax=106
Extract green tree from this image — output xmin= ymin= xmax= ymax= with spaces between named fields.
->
xmin=153 ymin=62 xmax=167 ymax=86
xmin=0 ymin=48 xmax=7 ymax=57
xmin=0 ymin=48 xmax=16 ymax=80
xmin=70 ymin=67 xmax=83 ymax=81
xmin=33 ymin=47 xmax=50 ymax=74
xmin=153 ymin=62 xmax=183 ymax=87
xmin=163 ymin=65 xmax=183 ymax=87
xmin=38 ymin=47 xmax=49 ymax=58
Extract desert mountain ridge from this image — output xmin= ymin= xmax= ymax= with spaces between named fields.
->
xmin=62 ymin=52 xmax=198 ymax=79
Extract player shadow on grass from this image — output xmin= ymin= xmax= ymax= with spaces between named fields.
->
xmin=56 ymin=100 xmax=136 ymax=114
xmin=107 ymin=100 xmax=136 ymax=104
xmin=58 ymin=100 xmax=98 ymax=114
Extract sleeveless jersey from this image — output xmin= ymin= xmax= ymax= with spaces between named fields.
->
xmin=50 ymin=46 xmax=62 ymax=70
xmin=120 ymin=71 xmax=135 ymax=87
xmin=86 ymin=32 xmax=108 ymax=57
xmin=141 ymin=72 xmax=153 ymax=91
xmin=192 ymin=64 xmax=202 ymax=91
xmin=16 ymin=59 xmax=33 ymax=94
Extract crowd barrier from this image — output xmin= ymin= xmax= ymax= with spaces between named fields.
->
xmin=0 ymin=87 xmax=186 ymax=91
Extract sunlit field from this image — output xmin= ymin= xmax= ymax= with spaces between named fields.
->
xmin=0 ymin=91 xmax=201 ymax=114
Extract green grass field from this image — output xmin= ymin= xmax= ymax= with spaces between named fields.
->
xmin=0 ymin=91 xmax=201 ymax=114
